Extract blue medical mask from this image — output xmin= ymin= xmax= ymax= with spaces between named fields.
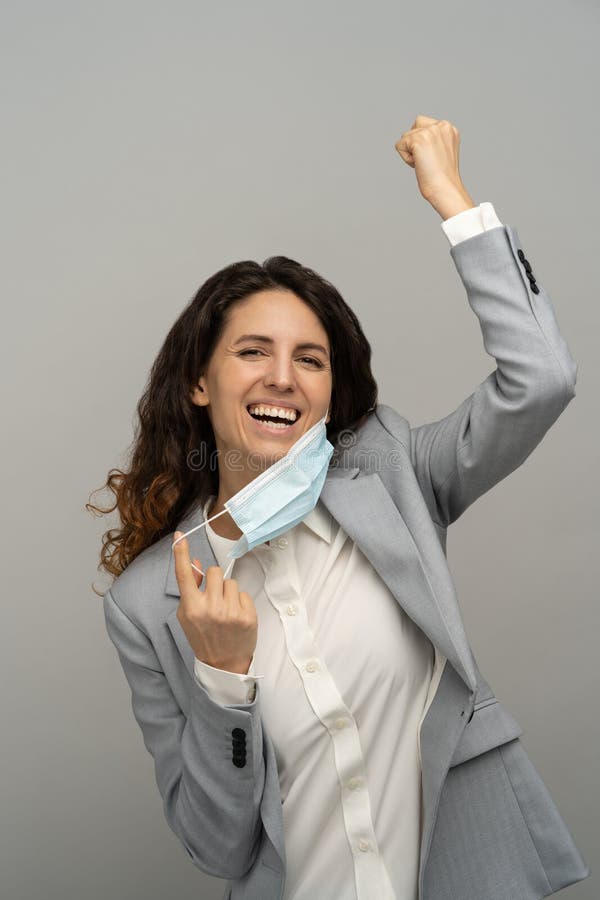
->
xmin=172 ymin=410 xmax=334 ymax=579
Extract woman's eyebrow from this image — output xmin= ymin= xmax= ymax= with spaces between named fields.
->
xmin=233 ymin=333 xmax=330 ymax=357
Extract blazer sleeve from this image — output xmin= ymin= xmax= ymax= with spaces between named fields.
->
xmin=103 ymin=587 xmax=265 ymax=879
xmin=410 ymin=223 xmax=577 ymax=528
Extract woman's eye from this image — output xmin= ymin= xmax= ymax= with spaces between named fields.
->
xmin=239 ymin=349 xmax=322 ymax=367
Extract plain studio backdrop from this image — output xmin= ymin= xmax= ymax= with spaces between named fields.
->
xmin=1 ymin=1 xmax=597 ymax=898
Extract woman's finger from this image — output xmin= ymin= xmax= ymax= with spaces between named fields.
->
xmin=172 ymin=531 xmax=200 ymax=602
xmin=191 ymin=558 xmax=205 ymax=588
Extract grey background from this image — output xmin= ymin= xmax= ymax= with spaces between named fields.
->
xmin=2 ymin=0 xmax=597 ymax=897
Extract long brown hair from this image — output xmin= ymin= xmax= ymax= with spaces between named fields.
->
xmin=86 ymin=256 xmax=378 ymax=594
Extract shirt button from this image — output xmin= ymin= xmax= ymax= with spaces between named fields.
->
xmin=334 ymin=718 xmax=347 ymax=730
xmin=305 ymin=659 xmax=320 ymax=673
xmin=286 ymin=604 xmax=297 ymax=616
xmin=276 ymin=537 xmax=288 ymax=549
xmin=347 ymin=777 xmax=362 ymax=790
xmin=358 ymin=839 xmax=371 ymax=852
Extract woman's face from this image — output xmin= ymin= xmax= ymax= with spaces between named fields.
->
xmin=191 ymin=289 xmax=333 ymax=484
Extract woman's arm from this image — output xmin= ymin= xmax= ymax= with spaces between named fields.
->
xmin=394 ymin=115 xmax=577 ymax=527
xmin=103 ymin=587 xmax=266 ymax=878
xmin=409 ymin=222 xmax=577 ymax=527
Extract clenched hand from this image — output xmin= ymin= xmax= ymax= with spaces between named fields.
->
xmin=172 ymin=530 xmax=258 ymax=675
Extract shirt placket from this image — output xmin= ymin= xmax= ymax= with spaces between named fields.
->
xmin=255 ymin=532 xmax=395 ymax=900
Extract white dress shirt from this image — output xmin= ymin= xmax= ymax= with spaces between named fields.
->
xmin=193 ymin=201 xmax=504 ymax=900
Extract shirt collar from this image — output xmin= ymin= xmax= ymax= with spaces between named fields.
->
xmin=197 ymin=497 xmax=236 ymax=575
xmin=300 ymin=499 xmax=332 ymax=544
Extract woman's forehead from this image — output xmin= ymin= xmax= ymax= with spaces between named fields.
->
xmin=224 ymin=292 xmax=329 ymax=345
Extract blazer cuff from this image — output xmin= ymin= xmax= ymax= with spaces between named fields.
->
xmin=441 ymin=201 xmax=503 ymax=247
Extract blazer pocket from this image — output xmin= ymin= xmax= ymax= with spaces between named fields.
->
xmin=450 ymin=699 xmax=524 ymax=768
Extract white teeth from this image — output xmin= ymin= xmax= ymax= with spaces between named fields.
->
xmin=248 ymin=404 xmax=298 ymax=421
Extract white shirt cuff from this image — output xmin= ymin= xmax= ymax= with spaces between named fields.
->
xmin=440 ymin=201 xmax=503 ymax=247
xmin=194 ymin=653 xmax=264 ymax=706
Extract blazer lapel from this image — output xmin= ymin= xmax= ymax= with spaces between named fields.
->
xmin=318 ymin=465 xmax=477 ymax=694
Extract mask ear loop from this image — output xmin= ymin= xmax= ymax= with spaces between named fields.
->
xmin=171 ymin=506 xmax=230 ymax=578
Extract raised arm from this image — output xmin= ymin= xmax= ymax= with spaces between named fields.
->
xmin=409 ymin=222 xmax=576 ymax=527
xmin=395 ymin=115 xmax=577 ymax=527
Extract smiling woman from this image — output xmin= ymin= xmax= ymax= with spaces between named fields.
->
xmin=93 ymin=119 xmax=589 ymax=900
xmin=86 ymin=256 xmax=378 ymax=588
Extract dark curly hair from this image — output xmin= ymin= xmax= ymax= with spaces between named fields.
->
xmin=86 ymin=255 xmax=378 ymax=595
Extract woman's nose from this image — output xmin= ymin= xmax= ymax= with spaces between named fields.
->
xmin=264 ymin=359 xmax=297 ymax=389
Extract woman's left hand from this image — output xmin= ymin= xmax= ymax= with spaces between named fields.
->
xmin=394 ymin=115 xmax=475 ymax=215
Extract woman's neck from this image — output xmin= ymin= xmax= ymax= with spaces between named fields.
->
xmin=206 ymin=496 xmax=244 ymax=541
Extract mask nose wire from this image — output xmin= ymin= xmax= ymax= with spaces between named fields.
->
xmin=171 ymin=506 xmax=230 ymax=578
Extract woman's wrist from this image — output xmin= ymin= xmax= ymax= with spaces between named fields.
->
xmin=426 ymin=182 xmax=477 ymax=221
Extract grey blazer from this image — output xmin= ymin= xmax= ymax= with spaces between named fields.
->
xmin=103 ymin=223 xmax=591 ymax=900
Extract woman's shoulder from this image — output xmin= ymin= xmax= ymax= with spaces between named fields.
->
xmin=105 ymin=531 xmax=174 ymax=625
xmin=330 ymin=403 xmax=412 ymax=477
xmin=350 ymin=403 xmax=410 ymax=452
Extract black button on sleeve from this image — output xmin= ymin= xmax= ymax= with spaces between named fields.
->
xmin=517 ymin=247 xmax=538 ymax=290
xmin=231 ymin=726 xmax=247 ymax=768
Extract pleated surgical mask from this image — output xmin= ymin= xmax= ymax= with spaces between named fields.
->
xmin=172 ymin=410 xmax=334 ymax=580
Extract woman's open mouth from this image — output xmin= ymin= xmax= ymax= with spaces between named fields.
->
xmin=245 ymin=403 xmax=302 ymax=436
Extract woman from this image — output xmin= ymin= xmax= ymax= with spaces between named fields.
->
xmin=90 ymin=116 xmax=590 ymax=899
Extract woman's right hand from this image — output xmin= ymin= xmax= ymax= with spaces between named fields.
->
xmin=172 ymin=531 xmax=258 ymax=674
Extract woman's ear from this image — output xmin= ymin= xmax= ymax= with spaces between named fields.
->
xmin=190 ymin=376 xmax=209 ymax=407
